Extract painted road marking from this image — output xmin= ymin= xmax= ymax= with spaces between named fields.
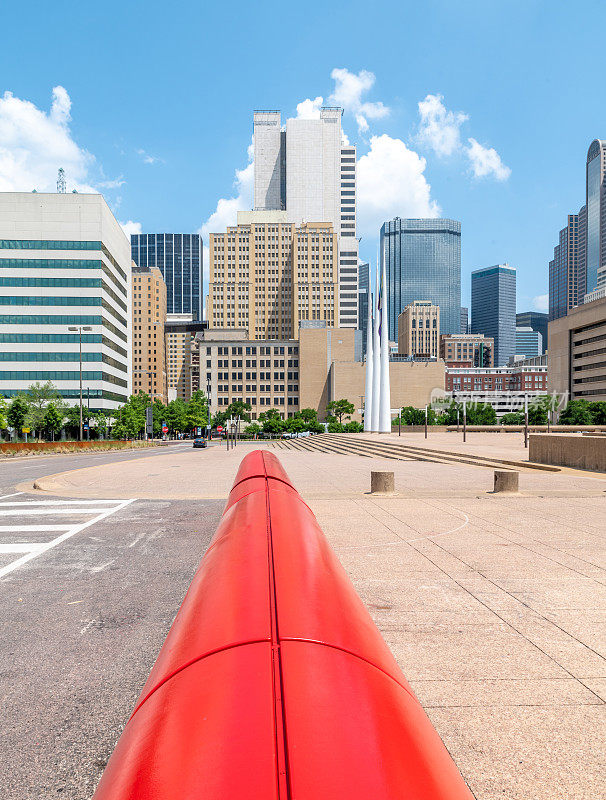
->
xmin=0 ymin=508 xmax=116 ymax=516
xmin=0 ymin=525 xmax=71 ymax=532
xmin=0 ymin=499 xmax=125 ymax=507
xmin=0 ymin=499 xmax=136 ymax=579
xmin=0 ymin=543 xmax=45 ymax=553
xmin=0 ymin=492 xmax=24 ymax=500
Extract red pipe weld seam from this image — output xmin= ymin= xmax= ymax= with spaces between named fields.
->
xmin=93 ymin=450 xmax=474 ymax=799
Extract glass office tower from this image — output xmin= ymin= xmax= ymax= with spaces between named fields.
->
xmin=380 ymin=218 xmax=461 ymax=341
xmin=358 ymin=262 xmax=369 ymax=353
xmin=131 ymin=233 xmax=203 ymax=321
xmin=471 ymin=264 xmax=516 ymax=367
xmin=585 ymin=139 xmax=606 ymax=293
xmin=516 ymin=311 xmax=548 ymax=354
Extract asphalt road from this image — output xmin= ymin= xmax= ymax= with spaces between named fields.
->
xmin=0 ymin=445 xmax=225 ymax=799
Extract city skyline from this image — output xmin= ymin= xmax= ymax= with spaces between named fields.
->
xmin=2 ymin=1 xmax=606 ymax=318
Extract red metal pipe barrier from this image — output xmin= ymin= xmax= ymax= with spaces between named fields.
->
xmin=93 ymin=450 xmax=474 ymax=799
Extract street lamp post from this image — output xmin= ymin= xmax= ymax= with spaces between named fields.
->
xmin=68 ymin=325 xmax=92 ymax=441
xmin=206 ymin=378 xmax=212 ymax=440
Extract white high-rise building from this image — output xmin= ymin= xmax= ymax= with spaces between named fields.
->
xmin=253 ymin=108 xmax=359 ymax=328
xmin=0 ymin=192 xmax=132 ymax=412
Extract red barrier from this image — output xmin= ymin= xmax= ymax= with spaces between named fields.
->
xmin=93 ymin=450 xmax=474 ymax=799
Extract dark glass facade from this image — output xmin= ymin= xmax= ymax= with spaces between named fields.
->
xmin=131 ymin=233 xmax=203 ymax=320
xmin=460 ymin=306 xmax=468 ymax=334
xmin=471 ymin=265 xmax=516 ymax=367
xmin=516 ymin=311 xmax=548 ymax=354
xmin=380 ymin=218 xmax=461 ymax=340
xmin=549 ymin=213 xmax=582 ymax=321
xmin=358 ymin=262 xmax=369 ymax=353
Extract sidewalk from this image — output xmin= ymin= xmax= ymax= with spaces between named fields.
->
xmin=24 ymin=442 xmax=606 ymax=799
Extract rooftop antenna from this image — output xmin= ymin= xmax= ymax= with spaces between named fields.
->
xmin=57 ymin=168 xmax=66 ymax=193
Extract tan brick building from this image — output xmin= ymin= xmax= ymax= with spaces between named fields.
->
xmin=548 ymin=293 xmax=606 ymax=401
xmin=440 ymin=333 xmax=494 ymax=367
xmin=192 ymin=328 xmax=300 ymax=419
xmin=397 ymin=301 xmax=439 ymax=358
xmin=207 ymin=210 xmax=338 ymax=339
xmin=132 ymin=265 xmax=167 ymax=402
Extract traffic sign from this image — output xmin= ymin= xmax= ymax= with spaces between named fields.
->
xmin=217 ymin=425 xmax=224 ymax=432
xmin=162 ymin=425 xmax=168 ymax=433
xmin=21 ymin=427 xmax=30 ymax=433
xmin=83 ymin=424 xmax=89 ymax=430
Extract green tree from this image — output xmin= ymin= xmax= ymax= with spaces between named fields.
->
xmin=528 ymin=397 xmax=549 ymax=425
xmin=186 ymin=390 xmax=209 ymax=432
xmin=7 ymin=396 xmax=29 ymax=435
xmin=226 ymin=399 xmax=252 ymax=422
xmin=24 ymin=381 xmax=61 ymax=439
xmin=501 ymin=412 xmax=525 ymax=425
xmin=559 ymin=400 xmax=593 ymax=425
xmin=327 ymin=420 xmax=345 ymax=432
xmin=465 ymin=402 xmax=497 ymax=426
xmin=297 ymin=407 xmax=324 ymax=433
xmin=398 ymin=406 xmax=437 ymax=426
xmin=588 ymin=401 xmax=606 ymax=424
xmin=258 ymin=408 xmax=285 ymax=435
xmin=0 ymin=396 xmax=7 ymax=433
xmin=44 ymin=403 xmax=64 ymax=441
xmin=244 ymin=422 xmax=261 ymax=438
xmin=285 ymin=416 xmax=306 ymax=435
xmin=343 ymin=420 xmax=363 ymax=432
xmin=93 ymin=411 xmax=109 ymax=439
xmin=326 ymin=399 xmax=355 ymax=424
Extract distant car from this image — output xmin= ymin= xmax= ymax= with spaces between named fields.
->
xmin=193 ymin=438 xmax=208 ymax=448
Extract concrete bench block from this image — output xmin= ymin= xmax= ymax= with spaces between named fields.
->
xmin=494 ymin=470 xmax=519 ymax=493
xmin=371 ymin=471 xmax=395 ymax=494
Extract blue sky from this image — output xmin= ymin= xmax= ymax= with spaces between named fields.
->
xmin=1 ymin=0 xmax=604 ymax=314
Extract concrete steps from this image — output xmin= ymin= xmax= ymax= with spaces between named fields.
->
xmin=274 ymin=434 xmax=560 ymax=473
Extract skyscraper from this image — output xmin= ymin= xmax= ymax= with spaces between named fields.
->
xmin=460 ymin=306 xmax=469 ymax=334
xmin=358 ymin=262 xmax=369 ymax=353
xmin=585 ymin=139 xmax=606 ymax=293
xmin=515 ymin=327 xmax=542 ymax=358
xmin=548 ymin=214 xmax=581 ymax=321
xmin=516 ymin=311 xmax=548 ymax=353
xmin=380 ymin=218 xmax=461 ymax=341
xmin=471 ymin=264 xmax=516 ymax=367
xmin=253 ymin=108 xmax=358 ymax=328
xmin=207 ymin=211 xmax=338 ymax=339
xmin=130 ymin=233 xmax=203 ymax=321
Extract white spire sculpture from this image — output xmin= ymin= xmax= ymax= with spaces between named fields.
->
xmin=364 ymin=255 xmax=392 ymax=433
xmin=378 ymin=256 xmax=391 ymax=433
xmin=370 ymin=262 xmax=381 ymax=432
xmin=363 ymin=282 xmax=374 ymax=432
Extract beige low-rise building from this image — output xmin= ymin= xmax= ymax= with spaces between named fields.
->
xmin=398 ymin=302 xmax=439 ymax=358
xmin=548 ymin=293 xmax=606 ymax=401
xmin=191 ymin=328 xmax=300 ymax=419
xmin=132 ymin=265 xmax=167 ymax=402
xmin=299 ymin=324 xmax=445 ymax=422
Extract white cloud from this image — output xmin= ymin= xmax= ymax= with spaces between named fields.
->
xmin=532 ymin=294 xmax=549 ymax=313
xmin=119 ymin=220 xmax=142 ymax=237
xmin=357 ymin=134 xmax=440 ymax=238
xmin=0 ymin=86 xmax=97 ymax=192
xmin=136 ymin=148 xmax=162 ymax=165
xmin=416 ymin=93 xmax=510 ymax=181
xmin=328 ymin=68 xmax=389 ymax=134
xmin=417 ymin=93 xmax=468 ymax=157
xmin=466 ymin=138 xmax=511 ymax=181
xmin=296 ymin=96 xmax=323 ymax=119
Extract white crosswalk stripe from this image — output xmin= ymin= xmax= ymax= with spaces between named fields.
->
xmin=0 ymin=497 xmax=136 ymax=579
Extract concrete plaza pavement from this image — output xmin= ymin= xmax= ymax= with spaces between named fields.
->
xmin=12 ymin=435 xmax=606 ymax=799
